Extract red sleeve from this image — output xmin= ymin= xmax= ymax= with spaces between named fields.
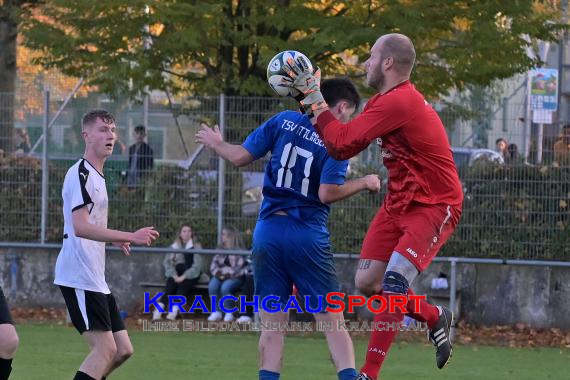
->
xmin=315 ymin=93 xmax=409 ymax=160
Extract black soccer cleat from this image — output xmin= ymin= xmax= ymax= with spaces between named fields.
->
xmin=428 ymin=306 xmax=454 ymax=369
xmin=354 ymin=373 xmax=372 ymax=380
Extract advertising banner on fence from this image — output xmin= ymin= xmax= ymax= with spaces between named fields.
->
xmin=530 ymin=68 xmax=558 ymax=111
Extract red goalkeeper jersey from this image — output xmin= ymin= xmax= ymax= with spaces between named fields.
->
xmin=315 ymin=80 xmax=463 ymax=213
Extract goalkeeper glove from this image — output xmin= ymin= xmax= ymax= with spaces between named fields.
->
xmin=283 ymin=56 xmax=328 ymax=116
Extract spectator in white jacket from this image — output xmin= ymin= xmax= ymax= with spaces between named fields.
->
xmin=153 ymin=224 xmax=206 ymax=320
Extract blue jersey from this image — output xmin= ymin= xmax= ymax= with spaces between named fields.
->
xmin=242 ymin=110 xmax=348 ymax=227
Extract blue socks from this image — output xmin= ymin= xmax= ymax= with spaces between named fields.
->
xmin=338 ymin=368 xmax=358 ymax=380
xmin=259 ymin=367 xmax=356 ymax=379
xmin=259 ymin=369 xmax=280 ymax=380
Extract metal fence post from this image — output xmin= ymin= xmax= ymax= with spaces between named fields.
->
xmin=449 ymin=259 xmax=457 ymax=336
xmin=40 ymin=90 xmax=50 ymax=243
xmin=217 ymin=94 xmax=226 ymax=246
xmin=523 ymin=76 xmax=532 ymax=161
xmin=143 ymin=93 xmax=149 ymax=129
xmin=449 ymin=259 xmax=457 ymax=313
xmin=502 ymin=97 xmax=508 ymax=132
xmin=537 ymin=123 xmax=544 ymax=164
xmin=8 ymin=251 xmax=18 ymax=298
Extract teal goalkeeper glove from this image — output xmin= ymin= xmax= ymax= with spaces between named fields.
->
xmin=283 ymin=56 xmax=328 ymax=115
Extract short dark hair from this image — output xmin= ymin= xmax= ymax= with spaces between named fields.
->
xmin=496 ymin=138 xmax=507 ymax=145
xmin=82 ymin=109 xmax=115 ymax=130
xmin=134 ymin=125 xmax=146 ymax=133
xmin=562 ymin=124 xmax=570 ymax=130
xmin=321 ymin=78 xmax=361 ymax=109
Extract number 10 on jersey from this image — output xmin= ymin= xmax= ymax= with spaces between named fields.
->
xmin=276 ymin=143 xmax=313 ymax=196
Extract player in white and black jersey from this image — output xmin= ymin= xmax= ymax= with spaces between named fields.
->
xmin=55 ymin=109 xmax=159 ymax=380
xmin=0 ymin=283 xmax=18 ymax=380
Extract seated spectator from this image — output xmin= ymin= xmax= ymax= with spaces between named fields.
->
xmin=553 ymin=124 xmax=570 ymax=167
xmin=153 ymin=224 xmax=205 ymax=320
xmin=208 ymin=226 xmax=248 ymax=322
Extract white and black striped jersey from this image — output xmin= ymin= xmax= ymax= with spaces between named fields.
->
xmin=54 ymin=158 xmax=110 ymax=294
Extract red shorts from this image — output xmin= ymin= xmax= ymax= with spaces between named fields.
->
xmin=360 ymin=202 xmax=462 ymax=272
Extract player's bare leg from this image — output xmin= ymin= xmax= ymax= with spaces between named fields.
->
xmin=103 ymin=330 xmax=133 ymax=377
xmin=79 ymin=331 xmax=117 ymax=379
xmin=258 ymin=310 xmax=289 ymax=373
xmin=0 ymin=324 xmax=18 ymax=380
xmin=0 ymin=325 xmax=18 ymax=358
xmin=313 ymin=312 xmax=355 ymax=372
xmin=355 ymin=259 xmax=387 ymax=297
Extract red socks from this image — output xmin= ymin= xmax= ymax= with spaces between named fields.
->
xmin=360 ymin=292 xmax=404 ymax=380
xmin=406 ymin=288 xmax=440 ymax=328
xmin=360 ymin=289 xmax=440 ymax=379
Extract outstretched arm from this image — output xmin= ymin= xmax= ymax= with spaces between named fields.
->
xmin=319 ymin=174 xmax=381 ymax=204
xmin=72 ymin=206 xmax=159 ymax=254
xmin=195 ymin=123 xmax=254 ymax=167
xmin=285 ymin=57 xmax=403 ymax=160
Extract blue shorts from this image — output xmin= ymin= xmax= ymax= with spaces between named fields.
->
xmin=252 ymin=214 xmax=340 ymax=312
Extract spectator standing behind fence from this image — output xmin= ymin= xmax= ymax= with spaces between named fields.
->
xmin=207 ymin=226 xmax=248 ymax=323
xmin=153 ymin=224 xmax=205 ymax=321
xmin=13 ymin=128 xmax=31 ymax=155
xmin=505 ymin=143 xmax=521 ymax=165
xmin=495 ymin=138 xmax=508 ymax=160
xmin=127 ymin=125 xmax=154 ymax=188
xmin=553 ymin=125 xmax=570 ymax=167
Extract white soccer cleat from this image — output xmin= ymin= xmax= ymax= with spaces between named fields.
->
xmin=207 ymin=311 xmax=223 ymax=322
xmin=223 ymin=312 xmax=235 ymax=322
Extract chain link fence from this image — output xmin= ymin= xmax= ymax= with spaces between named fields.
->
xmin=1 ymin=90 xmax=569 ymax=260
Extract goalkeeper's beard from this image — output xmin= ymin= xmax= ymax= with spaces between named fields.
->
xmin=367 ymin=69 xmax=385 ymax=92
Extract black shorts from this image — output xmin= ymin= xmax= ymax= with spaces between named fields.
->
xmin=0 ymin=286 xmax=14 ymax=325
xmin=60 ymin=286 xmax=125 ymax=334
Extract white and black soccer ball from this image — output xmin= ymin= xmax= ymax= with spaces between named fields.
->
xmin=266 ymin=50 xmax=313 ymax=97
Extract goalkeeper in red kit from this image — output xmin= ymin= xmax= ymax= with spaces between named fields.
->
xmin=285 ymin=33 xmax=463 ymax=380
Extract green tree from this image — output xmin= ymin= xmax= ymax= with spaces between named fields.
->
xmin=0 ymin=0 xmax=38 ymax=152
xmin=21 ymin=0 xmax=564 ymax=100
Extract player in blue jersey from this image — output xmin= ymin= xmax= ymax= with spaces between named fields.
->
xmin=196 ymin=78 xmax=381 ymax=380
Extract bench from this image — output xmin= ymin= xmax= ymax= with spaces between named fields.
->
xmin=138 ymin=281 xmax=211 ymax=315
xmin=139 ymin=281 xmax=209 ymax=291
xmin=139 ymin=280 xmax=260 ymax=320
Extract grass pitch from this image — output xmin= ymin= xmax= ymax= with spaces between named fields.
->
xmin=11 ymin=323 xmax=568 ymax=379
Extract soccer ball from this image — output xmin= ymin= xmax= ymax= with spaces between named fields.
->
xmin=267 ymin=50 xmax=313 ymax=97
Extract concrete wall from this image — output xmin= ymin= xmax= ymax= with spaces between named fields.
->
xmin=1 ymin=248 xmax=569 ymax=329
xmin=0 ymin=247 xmax=164 ymax=313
